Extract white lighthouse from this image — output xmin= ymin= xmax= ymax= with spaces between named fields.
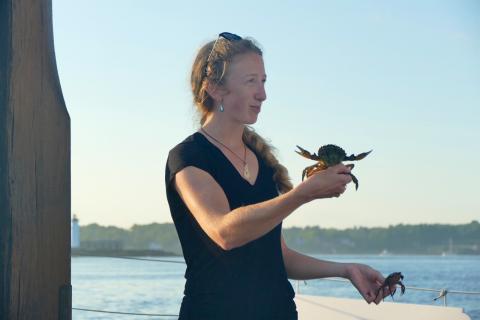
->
xmin=71 ymin=214 xmax=80 ymax=248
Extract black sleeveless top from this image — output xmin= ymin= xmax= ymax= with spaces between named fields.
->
xmin=165 ymin=132 xmax=297 ymax=320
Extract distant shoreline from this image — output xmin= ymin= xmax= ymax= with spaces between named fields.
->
xmin=70 ymin=249 xmax=479 ymax=258
xmin=76 ymin=221 xmax=480 ymax=256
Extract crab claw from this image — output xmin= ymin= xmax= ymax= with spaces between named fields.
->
xmin=295 ymin=145 xmax=317 ymax=160
xmin=345 ymin=150 xmax=372 ymax=161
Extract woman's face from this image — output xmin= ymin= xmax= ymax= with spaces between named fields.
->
xmin=221 ymin=52 xmax=267 ymax=125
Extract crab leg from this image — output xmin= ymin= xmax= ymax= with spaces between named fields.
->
xmin=342 ymin=164 xmax=359 ymax=190
xmin=301 ymin=168 xmax=309 ymax=181
xmin=302 ymin=163 xmax=327 ymax=181
xmin=390 ymin=288 xmax=397 ymax=300
xmin=344 ymin=150 xmax=372 ymax=161
xmin=399 ymin=282 xmax=405 ymax=295
xmin=376 ymin=285 xmax=390 ymax=301
xmin=348 ymin=173 xmax=359 ymax=190
xmin=375 ymin=285 xmax=397 ymax=301
xmin=302 ymin=164 xmax=318 ymax=181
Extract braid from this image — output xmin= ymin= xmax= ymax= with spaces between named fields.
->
xmin=243 ymin=126 xmax=293 ymax=194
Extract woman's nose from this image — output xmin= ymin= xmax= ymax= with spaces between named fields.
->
xmin=256 ymin=84 xmax=267 ymax=101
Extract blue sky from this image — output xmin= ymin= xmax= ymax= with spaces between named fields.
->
xmin=53 ymin=0 xmax=479 ymax=229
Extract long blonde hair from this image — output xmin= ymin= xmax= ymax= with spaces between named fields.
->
xmin=190 ymin=35 xmax=293 ymax=193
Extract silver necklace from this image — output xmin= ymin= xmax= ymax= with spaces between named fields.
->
xmin=200 ymin=128 xmax=250 ymax=179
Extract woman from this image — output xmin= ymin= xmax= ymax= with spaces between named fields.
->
xmin=165 ymin=32 xmax=390 ymax=320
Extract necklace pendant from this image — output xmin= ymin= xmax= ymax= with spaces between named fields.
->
xmin=244 ymin=164 xmax=250 ymax=179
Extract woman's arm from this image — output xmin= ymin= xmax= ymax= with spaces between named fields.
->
xmin=281 ymin=235 xmax=348 ymax=280
xmin=174 ymin=164 xmax=351 ymax=251
xmin=280 ymin=235 xmax=389 ymax=304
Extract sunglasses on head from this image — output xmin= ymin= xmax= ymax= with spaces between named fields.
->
xmin=206 ymin=32 xmax=242 ymax=66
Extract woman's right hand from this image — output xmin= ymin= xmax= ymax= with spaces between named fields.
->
xmin=293 ymin=164 xmax=353 ymax=203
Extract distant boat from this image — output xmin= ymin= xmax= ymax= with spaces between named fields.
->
xmin=379 ymin=249 xmax=391 ymax=256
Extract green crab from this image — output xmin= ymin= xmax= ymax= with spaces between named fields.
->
xmin=375 ymin=272 xmax=405 ymax=301
xmin=295 ymin=144 xmax=372 ymax=190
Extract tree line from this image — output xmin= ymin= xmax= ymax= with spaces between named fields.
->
xmin=78 ymin=220 xmax=480 ymax=255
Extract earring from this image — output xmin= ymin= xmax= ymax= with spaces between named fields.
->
xmin=219 ymin=104 xmax=224 ymax=112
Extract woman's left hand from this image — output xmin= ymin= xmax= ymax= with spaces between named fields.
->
xmin=345 ymin=263 xmax=390 ymax=304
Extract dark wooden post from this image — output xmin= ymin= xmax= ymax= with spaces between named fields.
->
xmin=0 ymin=0 xmax=71 ymax=319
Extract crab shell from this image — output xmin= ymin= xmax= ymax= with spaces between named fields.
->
xmin=316 ymin=144 xmax=348 ymax=166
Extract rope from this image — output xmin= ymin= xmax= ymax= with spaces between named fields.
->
xmin=313 ymin=277 xmax=480 ymax=295
xmin=94 ymin=256 xmax=186 ymax=264
xmin=72 ymin=307 xmax=178 ymax=317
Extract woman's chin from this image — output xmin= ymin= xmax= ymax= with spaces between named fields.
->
xmin=244 ymin=117 xmax=258 ymax=125
xmin=245 ymin=113 xmax=259 ymax=125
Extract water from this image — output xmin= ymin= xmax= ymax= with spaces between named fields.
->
xmin=72 ymin=254 xmax=480 ymax=319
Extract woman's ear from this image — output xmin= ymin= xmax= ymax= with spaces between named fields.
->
xmin=205 ymin=82 xmax=227 ymax=103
